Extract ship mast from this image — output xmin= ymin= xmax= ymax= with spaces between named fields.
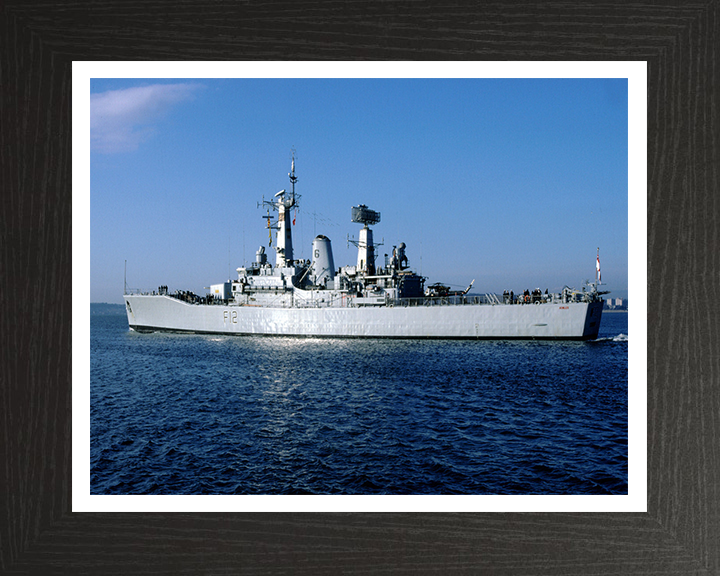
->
xmin=351 ymin=204 xmax=381 ymax=275
xmin=261 ymin=151 xmax=300 ymax=268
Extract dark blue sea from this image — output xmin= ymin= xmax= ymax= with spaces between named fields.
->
xmin=90 ymin=306 xmax=628 ymax=495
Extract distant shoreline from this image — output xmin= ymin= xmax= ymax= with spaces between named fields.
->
xmin=90 ymin=302 xmax=125 ymax=315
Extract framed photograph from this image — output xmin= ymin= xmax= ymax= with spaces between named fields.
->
xmin=77 ymin=64 xmax=640 ymax=516
xmin=2 ymin=3 xmax=716 ymax=574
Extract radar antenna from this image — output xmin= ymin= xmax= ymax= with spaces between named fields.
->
xmin=350 ymin=204 xmax=381 ymax=275
xmin=351 ymin=204 xmax=381 ymax=226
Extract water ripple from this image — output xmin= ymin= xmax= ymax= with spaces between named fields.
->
xmin=91 ymin=312 xmax=628 ymax=495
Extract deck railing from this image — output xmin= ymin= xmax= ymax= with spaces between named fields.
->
xmin=129 ymin=288 xmax=600 ymax=308
xmin=390 ymin=295 xmax=495 ymax=307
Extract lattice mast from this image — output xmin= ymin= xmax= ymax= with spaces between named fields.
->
xmin=261 ymin=151 xmax=300 ymax=267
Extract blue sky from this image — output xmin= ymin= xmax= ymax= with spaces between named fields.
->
xmin=90 ymin=77 xmax=628 ymax=303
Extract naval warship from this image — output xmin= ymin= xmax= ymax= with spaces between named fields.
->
xmin=124 ymin=155 xmax=605 ymax=339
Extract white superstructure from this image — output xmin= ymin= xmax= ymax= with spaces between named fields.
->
xmin=124 ymin=154 xmax=605 ymax=340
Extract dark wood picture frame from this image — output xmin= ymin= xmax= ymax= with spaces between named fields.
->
xmin=2 ymin=2 xmax=717 ymax=574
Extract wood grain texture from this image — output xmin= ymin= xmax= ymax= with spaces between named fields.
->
xmin=1 ymin=1 xmax=718 ymax=574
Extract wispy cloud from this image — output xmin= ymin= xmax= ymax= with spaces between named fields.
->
xmin=91 ymin=83 xmax=202 ymax=153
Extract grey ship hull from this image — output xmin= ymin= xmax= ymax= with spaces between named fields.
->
xmin=124 ymin=294 xmax=603 ymax=340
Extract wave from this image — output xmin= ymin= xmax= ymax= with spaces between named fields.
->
xmin=592 ymin=333 xmax=628 ymax=343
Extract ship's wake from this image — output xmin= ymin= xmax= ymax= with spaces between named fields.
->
xmin=592 ymin=333 xmax=628 ymax=343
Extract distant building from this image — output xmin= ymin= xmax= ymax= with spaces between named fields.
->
xmin=604 ymin=297 xmax=627 ymax=310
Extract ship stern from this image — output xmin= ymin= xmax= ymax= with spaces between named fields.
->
xmin=581 ymin=300 xmax=604 ymax=340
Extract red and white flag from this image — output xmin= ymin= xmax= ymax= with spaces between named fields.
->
xmin=596 ymin=251 xmax=601 ymax=283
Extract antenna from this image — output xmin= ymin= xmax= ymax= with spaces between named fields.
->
xmin=289 ymin=148 xmax=298 ymax=201
xmin=256 ymin=151 xmax=301 ymax=267
xmin=349 ymin=205 xmax=382 ymax=275
xmin=124 ymin=260 xmax=127 ymax=295
xmin=351 ymin=204 xmax=381 ymax=226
